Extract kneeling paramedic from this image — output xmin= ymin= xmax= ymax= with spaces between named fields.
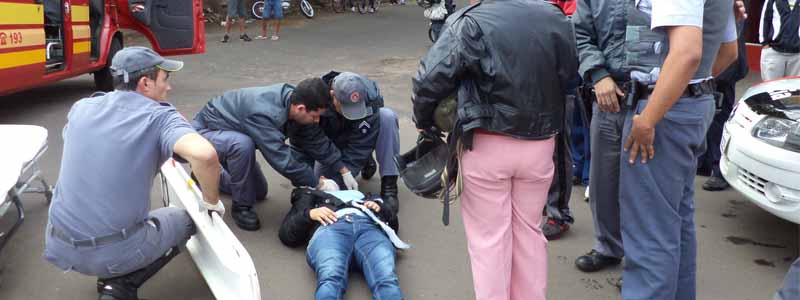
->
xmin=308 ymin=71 xmax=401 ymax=228
xmin=192 ymin=78 xmax=340 ymax=231
xmin=278 ymin=188 xmax=409 ymax=300
xmin=43 ymin=47 xmax=224 ymax=300
xmin=617 ymin=0 xmax=739 ymax=299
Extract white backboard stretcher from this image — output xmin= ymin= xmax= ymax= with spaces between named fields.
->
xmin=159 ymin=158 xmax=261 ymax=300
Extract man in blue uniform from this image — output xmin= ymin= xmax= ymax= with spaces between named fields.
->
xmin=317 ymin=71 xmax=401 ymax=228
xmin=618 ymin=0 xmax=740 ymax=299
xmin=44 ymin=47 xmax=224 ymax=300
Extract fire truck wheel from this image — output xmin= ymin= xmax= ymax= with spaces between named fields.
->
xmin=94 ymin=37 xmax=122 ymax=92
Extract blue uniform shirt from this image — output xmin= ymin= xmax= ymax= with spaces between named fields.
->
xmin=48 ymin=91 xmax=195 ymax=238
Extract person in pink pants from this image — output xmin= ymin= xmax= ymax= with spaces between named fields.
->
xmin=410 ymin=0 xmax=577 ymax=299
xmin=461 ymin=131 xmax=554 ymax=299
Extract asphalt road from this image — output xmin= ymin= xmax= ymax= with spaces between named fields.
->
xmin=0 ymin=4 xmax=797 ymax=300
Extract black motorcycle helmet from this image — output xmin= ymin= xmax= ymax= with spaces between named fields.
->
xmin=395 ymin=132 xmax=454 ymax=199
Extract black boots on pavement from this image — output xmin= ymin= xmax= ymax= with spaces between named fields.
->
xmin=97 ymin=247 xmax=180 ymax=300
xmin=574 ymin=249 xmax=622 ymax=272
xmin=233 ymin=206 xmax=261 ymax=231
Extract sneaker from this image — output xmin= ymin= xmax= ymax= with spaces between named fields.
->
xmin=254 ymin=35 xmax=268 ymax=40
xmin=240 ymin=34 xmax=252 ymax=42
xmin=351 ymin=6 xmax=356 ymax=12
xmin=221 ymin=34 xmax=230 ymax=43
xmin=702 ymin=176 xmax=730 ymax=191
xmin=368 ymin=7 xmax=375 ymax=13
xmin=271 ymin=35 xmax=280 ymax=41
xmin=542 ymin=217 xmax=570 ymax=240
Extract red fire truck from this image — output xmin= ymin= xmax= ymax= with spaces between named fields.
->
xmin=0 ymin=0 xmax=205 ymax=96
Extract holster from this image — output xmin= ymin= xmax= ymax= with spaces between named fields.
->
xmin=621 ymin=80 xmax=648 ymax=109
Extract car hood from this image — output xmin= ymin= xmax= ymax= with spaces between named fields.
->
xmin=741 ymin=77 xmax=800 ymax=121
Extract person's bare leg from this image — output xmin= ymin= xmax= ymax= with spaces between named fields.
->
xmin=222 ymin=17 xmax=233 ymax=42
xmin=273 ymin=20 xmax=281 ymax=38
xmin=260 ymin=19 xmax=267 ymax=37
xmin=239 ymin=19 xmax=246 ymax=35
xmin=224 ymin=17 xmax=233 ymax=34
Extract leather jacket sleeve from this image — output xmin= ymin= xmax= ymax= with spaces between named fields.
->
xmin=278 ymin=189 xmax=319 ymax=248
xmin=412 ymin=15 xmax=486 ymax=130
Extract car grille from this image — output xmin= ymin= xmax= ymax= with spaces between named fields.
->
xmin=738 ymin=168 xmax=767 ymax=195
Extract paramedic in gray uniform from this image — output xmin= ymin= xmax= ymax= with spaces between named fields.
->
xmin=192 ymin=78 xmax=340 ymax=231
xmin=618 ymin=0 xmax=739 ymax=299
xmin=317 ymin=71 xmax=401 ymax=229
xmin=44 ymin=47 xmax=224 ymax=300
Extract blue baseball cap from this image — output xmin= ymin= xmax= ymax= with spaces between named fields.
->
xmin=333 ymin=72 xmax=374 ymax=120
xmin=110 ymin=46 xmax=183 ymax=83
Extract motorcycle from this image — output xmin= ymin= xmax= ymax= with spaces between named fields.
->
xmin=252 ymin=0 xmax=314 ymax=19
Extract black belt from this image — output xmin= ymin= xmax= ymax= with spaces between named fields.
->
xmin=621 ymin=79 xmax=716 ymax=108
xmin=49 ymin=222 xmax=145 ymax=248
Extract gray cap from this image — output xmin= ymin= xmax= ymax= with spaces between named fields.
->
xmin=333 ymin=72 xmax=373 ymax=120
xmin=110 ymin=46 xmax=184 ymax=83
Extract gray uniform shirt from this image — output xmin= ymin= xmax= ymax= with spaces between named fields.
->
xmin=633 ymin=0 xmax=737 ymax=83
xmin=48 ymin=91 xmax=195 ymax=239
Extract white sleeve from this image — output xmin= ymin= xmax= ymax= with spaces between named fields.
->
xmin=651 ymin=0 xmax=704 ymax=29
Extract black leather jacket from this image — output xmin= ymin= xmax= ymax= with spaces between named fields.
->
xmin=278 ymin=188 xmax=397 ymax=248
xmin=412 ymin=0 xmax=578 ymax=141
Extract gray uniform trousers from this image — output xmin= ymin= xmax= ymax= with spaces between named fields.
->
xmin=43 ymin=207 xmax=194 ymax=279
xmin=775 ymin=257 xmax=800 ymax=300
xmin=588 ymin=102 xmax=626 ymax=258
xmin=295 ymin=108 xmax=401 ymax=188
xmin=619 ymin=96 xmax=715 ymax=300
xmin=193 ymin=125 xmax=268 ymax=209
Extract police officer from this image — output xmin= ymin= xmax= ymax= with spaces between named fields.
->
xmin=316 ymin=71 xmax=401 ymax=228
xmin=44 ymin=47 xmax=224 ymax=300
xmin=191 ymin=78 xmax=341 ymax=231
xmin=618 ymin=0 xmax=739 ymax=299
xmin=412 ymin=1 xmax=577 ymax=298
xmin=571 ymin=0 xmax=629 ymax=272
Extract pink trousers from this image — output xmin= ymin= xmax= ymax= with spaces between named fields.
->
xmin=460 ymin=133 xmax=554 ymax=300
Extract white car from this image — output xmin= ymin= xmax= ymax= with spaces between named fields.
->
xmin=720 ymin=77 xmax=800 ymax=224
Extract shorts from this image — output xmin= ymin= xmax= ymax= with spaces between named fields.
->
xmin=263 ymin=0 xmax=284 ymax=19
xmin=227 ymin=0 xmax=248 ymax=18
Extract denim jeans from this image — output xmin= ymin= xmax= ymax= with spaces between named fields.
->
xmin=306 ymin=214 xmax=403 ymax=300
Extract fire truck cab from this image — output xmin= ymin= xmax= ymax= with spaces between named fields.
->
xmin=0 ymin=0 xmax=205 ymax=96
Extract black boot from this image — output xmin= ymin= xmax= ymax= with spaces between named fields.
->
xmin=381 ymin=176 xmax=400 ymax=230
xmin=98 ymin=247 xmax=180 ymax=300
xmin=232 ymin=206 xmax=261 ymax=231
xmin=362 ymin=156 xmax=377 ymax=180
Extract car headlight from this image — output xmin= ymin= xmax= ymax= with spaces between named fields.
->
xmin=752 ymin=117 xmax=800 ymax=152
